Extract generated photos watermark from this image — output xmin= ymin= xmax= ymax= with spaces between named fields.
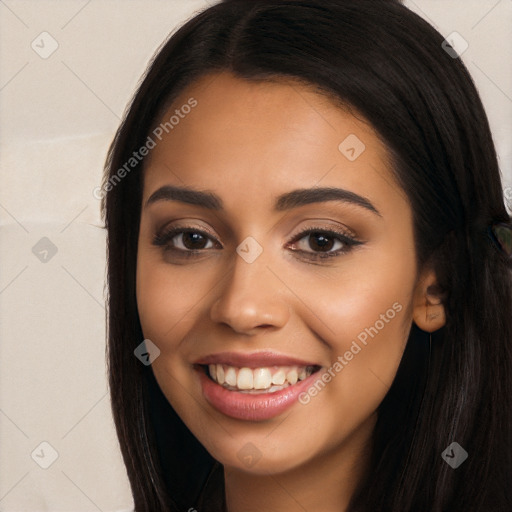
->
xmin=134 ymin=339 xmax=161 ymax=366
xmin=298 ymin=301 xmax=403 ymax=405
xmin=93 ymin=97 xmax=197 ymax=200
xmin=441 ymin=442 xmax=468 ymax=469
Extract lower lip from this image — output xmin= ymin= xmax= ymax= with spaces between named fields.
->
xmin=197 ymin=366 xmax=322 ymax=421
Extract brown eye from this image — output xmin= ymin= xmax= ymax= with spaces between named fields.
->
xmin=305 ymin=232 xmax=336 ymax=252
xmin=153 ymin=227 xmax=219 ymax=253
xmin=287 ymin=227 xmax=363 ymax=261
xmin=291 ymin=230 xmax=348 ymax=254
xmin=179 ymin=231 xmax=210 ymax=250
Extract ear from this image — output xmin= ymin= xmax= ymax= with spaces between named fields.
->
xmin=412 ymin=267 xmax=446 ymax=333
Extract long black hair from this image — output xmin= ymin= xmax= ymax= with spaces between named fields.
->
xmin=102 ymin=0 xmax=512 ymax=510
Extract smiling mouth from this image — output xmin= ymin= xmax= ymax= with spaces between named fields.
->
xmin=199 ymin=363 xmax=322 ymax=394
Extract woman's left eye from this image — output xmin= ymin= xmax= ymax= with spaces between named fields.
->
xmin=287 ymin=229 xmax=362 ymax=260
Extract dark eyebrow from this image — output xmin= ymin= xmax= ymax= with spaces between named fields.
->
xmin=145 ymin=185 xmax=222 ymax=210
xmin=145 ymin=185 xmax=380 ymax=216
xmin=275 ymin=187 xmax=381 ymax=216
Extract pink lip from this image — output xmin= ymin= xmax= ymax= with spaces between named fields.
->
xmin=194 ymin=350 xmax=320 ymax=369
xmin=196 ymin=365 xmax=322 ymax=421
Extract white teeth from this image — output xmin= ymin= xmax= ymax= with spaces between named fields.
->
xmin=286 ymin=369 xmax=298 ymax=385
xmin=209 ymin=364 xmax=217 ymax=381
xmin=237 ymin=368 xmax=253 ymax=390
xmin=208 ymin=364 xmax=317 ymax=392
xmin=271 ymin=369 xmax=286 ymax=385
xmin=216 ymin=364 xmax=225 ymax=385
xmin=253 ymin=368 xmax=272 ymax=389
xmin=225 ymin=367 xmax=237 ymax=387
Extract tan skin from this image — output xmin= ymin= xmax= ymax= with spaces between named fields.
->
xmin=136 ymin=72 xmax=446 ymax=512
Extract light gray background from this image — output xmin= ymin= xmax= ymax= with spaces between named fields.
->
xmin=1 ymin=1 xmax=511 ymax=510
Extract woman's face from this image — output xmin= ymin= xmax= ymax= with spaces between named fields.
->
xmin=136 ymin=72 xmax=419 ymax=474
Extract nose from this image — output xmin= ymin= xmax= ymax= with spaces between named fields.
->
xmin=209 ymin=251 xmax=290 ymax=335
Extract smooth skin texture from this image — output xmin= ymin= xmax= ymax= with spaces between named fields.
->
xmin=136 ymin=72 xmax=446 ymax=512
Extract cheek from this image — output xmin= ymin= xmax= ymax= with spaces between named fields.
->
xmin=295 ymin=248 xmax=416 ymax=422
xmin=320 ymin=261 xmax=414 ymax=356
xmin=136 ymin=258 xmax=212 ymax=410
xmin=136 ymin=249 xmax=215 ymax=345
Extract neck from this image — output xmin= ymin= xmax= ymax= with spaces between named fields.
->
xmin=223 ymin=416 xmax=374 ymax=512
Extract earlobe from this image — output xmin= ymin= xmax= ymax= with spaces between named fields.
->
xmin=412 ymin=269 xmax=446 ymax=333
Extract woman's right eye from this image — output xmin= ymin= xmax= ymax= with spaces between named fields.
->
xmin=153 ymin=227 xmax=221 ymax=255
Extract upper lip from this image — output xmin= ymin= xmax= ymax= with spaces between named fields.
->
xmin=194 ymin=351 xmax=321 ymax=369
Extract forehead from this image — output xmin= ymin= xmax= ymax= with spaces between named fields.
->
xmin=142 ymin=71 xmax=404 ymax=215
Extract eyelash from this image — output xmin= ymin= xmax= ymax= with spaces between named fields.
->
xmin=152 ymin=225 xmax=363 ymax=262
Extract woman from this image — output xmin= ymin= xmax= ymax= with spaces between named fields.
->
xmin=101 ymin=0 xmax=512 ymax=510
